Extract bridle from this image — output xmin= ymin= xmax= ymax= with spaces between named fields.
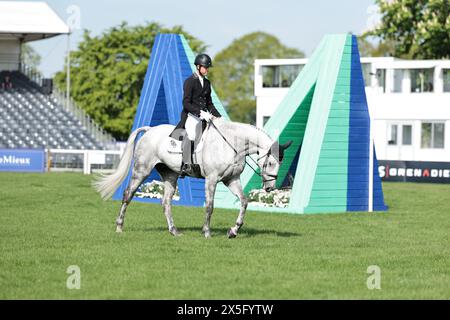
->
xmin=209 ymin=120 xmax=281 ymax=184
xmin=257 ymin=149 xmax=280 ymax=183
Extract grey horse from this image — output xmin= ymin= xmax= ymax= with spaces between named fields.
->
xmin=93 ymin=117 xmax=292 ymax=238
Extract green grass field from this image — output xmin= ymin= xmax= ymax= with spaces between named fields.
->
xmin=0 ymin=172 xmax=449 ymax=299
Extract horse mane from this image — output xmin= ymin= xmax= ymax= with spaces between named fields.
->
xmin=212 ymin=118 xmax=288 ymax=160
xmin=213 ymin=118 xmax=272 ymax=141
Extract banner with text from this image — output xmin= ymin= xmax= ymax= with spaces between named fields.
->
xmin=0 ymin=149 xmax=45 ymax=173
xmin=378 ymin=160 xmax=450 ymax=184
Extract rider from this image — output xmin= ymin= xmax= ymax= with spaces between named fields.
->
xmin=175 ymin=53 xmax=222 ymax=177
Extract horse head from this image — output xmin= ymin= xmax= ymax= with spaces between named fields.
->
xmin=260 ymin=140 xmax=293 ymax=192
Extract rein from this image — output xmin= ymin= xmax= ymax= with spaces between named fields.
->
xmin=209 ymin=120 xmax=278 ymax=183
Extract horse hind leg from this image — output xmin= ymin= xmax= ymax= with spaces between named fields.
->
xmin=202 ymin=176 xmax=218 ymax=239
xmin=157 ymin=165 xmax=182 ymax=236
xmin=116 ymin=161 xmax=154 ymax=233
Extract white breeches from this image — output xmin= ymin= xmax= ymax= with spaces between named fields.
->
xmin=186 ymin=113 xmax=202 ymax=141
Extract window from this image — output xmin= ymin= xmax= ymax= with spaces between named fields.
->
xmin=388 ymin=124 xmax=398 ymax=145
xmin=361 ymin=63 xmax=372 ymax=87
xmin=263 ymin=116 xmax=271 ymax=126
xmin=421 ymin=122 xmax=445 ymax=149
xmin=444 ymin=69 xmax=450 ymax=92
xmin=376 ymin=69 xmax=386 ymax=93
xmin=393 ymin=69 xmax=404 ymax=93
xmin=262 ymin=65 xmax=303 ymax=88
xmin=402 ymin=125 xmax=412 ymax=145
xmin=434 ymin=123 xmax=445 ymax=148
xmin=262 ymin=66 xmax=277 ymax=87
xmin=411 ymin=69 xmax=434 ymax=93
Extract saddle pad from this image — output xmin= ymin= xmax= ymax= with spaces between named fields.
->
xmin=167 ymin=137 xmax=183 ymax=153
xmin=167 ymin=124 xmax=209 ymax=154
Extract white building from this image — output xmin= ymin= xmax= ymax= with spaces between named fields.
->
xmin=0 ymin=1 xmax=70 ymax=71
xmin=255 ymin=57 xmax=450 ymax=162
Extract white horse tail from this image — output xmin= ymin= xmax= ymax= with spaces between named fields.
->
xmin=93 ymin=126 xmax=151 ymax=200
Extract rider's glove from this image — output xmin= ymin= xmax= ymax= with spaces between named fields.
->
xmin=199 ymin=110 xmax=212 ymax=122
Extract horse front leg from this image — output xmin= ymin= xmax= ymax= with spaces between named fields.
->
xmin=224 ymin=177 xmax=248 ymax=238
xmin=202 ymin=177 xmax=218 ymax=238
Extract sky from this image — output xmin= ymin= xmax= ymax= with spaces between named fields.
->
xmin=23 ymin=0 xmax=378 ymax=77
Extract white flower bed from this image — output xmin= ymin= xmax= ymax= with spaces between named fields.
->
xmin=247 ymin=188 xmax=291 ymax=208
xmin=135 ymin=180 xmax=180 ymax=201
xmin=135 ymin=181 xmax=289 ymax=207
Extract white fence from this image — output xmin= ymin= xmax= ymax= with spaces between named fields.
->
xmin=47 ymin=149 xmax=123 ymax=174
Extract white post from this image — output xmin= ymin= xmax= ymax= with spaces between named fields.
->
xmin=66 ymin=32 xmax=71 ymax=109
xmin=368 ymin=117 xmax=374 ymax=212
xmin=83 ymin=150 xmax=90 ymax=175
xmin=403 ymin=69 xmax=411 ymax=93
xmin=434 ymin=66 xmax=443 ymax=94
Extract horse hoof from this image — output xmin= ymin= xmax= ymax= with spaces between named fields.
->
xmin=204 ymin=232 xmax=211 ymax=239
xmin=170 ymin=228 xmax=182 ymax=236
xmin=227 ymin=229 xmax=237 ymax=238
xmin=116 ymin=225 xmax=123 ymax=233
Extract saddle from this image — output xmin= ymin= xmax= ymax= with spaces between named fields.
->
xmin=166 ymin=128 xmax=207 ymax=155
xmin=166 ymin=124 xmax=210 ymax=178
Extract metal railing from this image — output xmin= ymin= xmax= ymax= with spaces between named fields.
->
xmin=47 ymin=148 xmax=123 ymax=174
xmin=19 ymin=64 xmax=118 ymax=148
xmin=20 ymin=64 xmax=43 ymax=87
xmin=52 ymin=87 xmax=117 ymax=147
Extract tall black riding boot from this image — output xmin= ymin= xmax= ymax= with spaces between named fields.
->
xmin=180 ymin=138 xmax=194 ymax=178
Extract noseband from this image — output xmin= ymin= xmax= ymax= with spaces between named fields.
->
xmin=258 ymin=146 xmax=281 ymax=184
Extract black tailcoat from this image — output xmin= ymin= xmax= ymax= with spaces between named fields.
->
xmin=173 ymin=73 xmax=222 ymax=134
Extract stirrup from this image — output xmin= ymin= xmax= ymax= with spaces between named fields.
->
xmin=180 ymin=163 xmax=192 ymax=178
xmin=180 ymin=163 xmax=201 ymax=178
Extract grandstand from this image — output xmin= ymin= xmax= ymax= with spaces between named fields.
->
xmin=0 ymin=2 xmax=119 ymax=172
xmin=0 ymin=70 xmax=111 ymax=150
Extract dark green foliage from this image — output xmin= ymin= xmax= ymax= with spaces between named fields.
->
xmin=365 ymin=0 xmax=450 ymax=59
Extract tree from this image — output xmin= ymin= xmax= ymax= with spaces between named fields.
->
xmin=54 ymin=22 xmax=206 ymax=140
xmin=21 ymin=43 xmax=41 ymax=71
xmin=365 ymin=0 xmax=450 ymax=59
xmin=357 ymin=35 xmax=396 ymax=57
xmin=208 ymin=32 xmax=304 ymax=124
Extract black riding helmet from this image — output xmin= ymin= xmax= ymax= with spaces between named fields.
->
xmin=194 ymin=53 xmax=213 ymax=68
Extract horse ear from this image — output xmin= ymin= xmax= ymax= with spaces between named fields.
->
xmin=280 ymin=140 xmax=293 ymax=150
